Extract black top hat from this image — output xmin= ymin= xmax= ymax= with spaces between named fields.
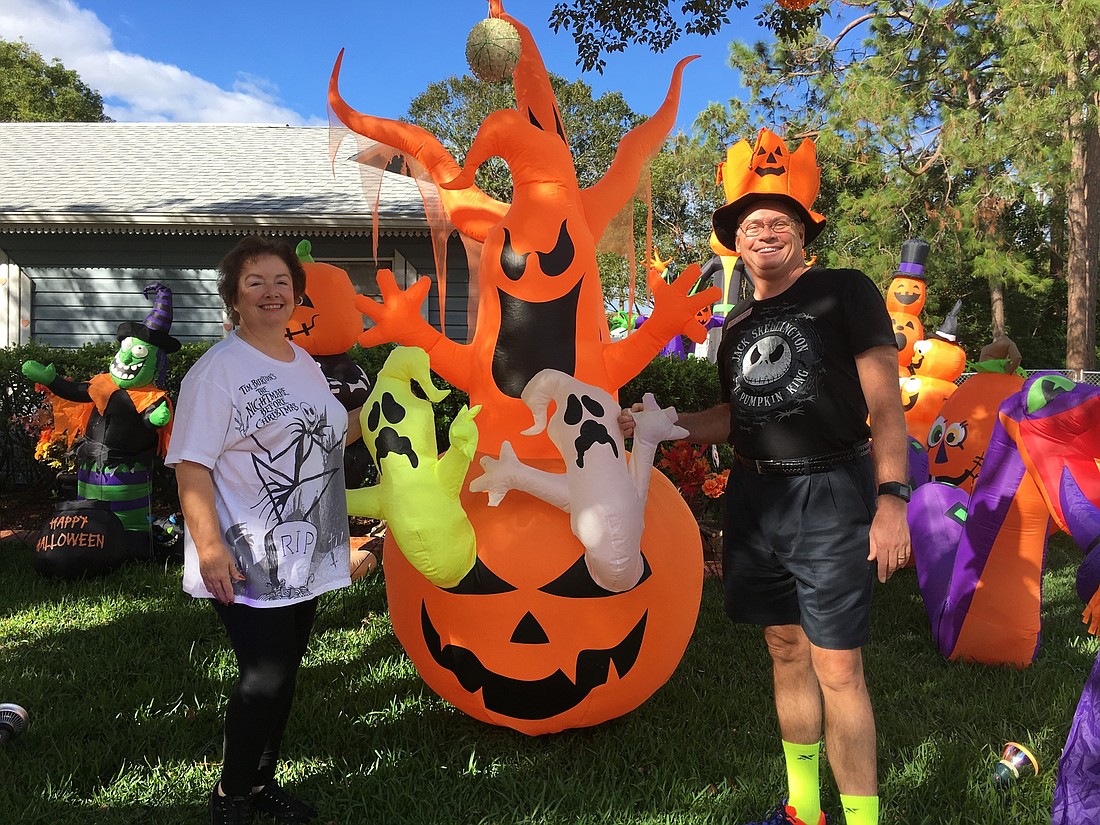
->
xmin=893 ymin=238 xmax=930 ymax=280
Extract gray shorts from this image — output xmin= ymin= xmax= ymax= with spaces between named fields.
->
xmin=722 ymin=455 xmax=876 ymax=650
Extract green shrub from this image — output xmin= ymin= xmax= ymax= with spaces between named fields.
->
xmin=620 ymin=354 xmax=722 ymax=413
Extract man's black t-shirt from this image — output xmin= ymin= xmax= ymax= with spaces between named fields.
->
xmin=717 ymin=266 xmax=894 ymax=461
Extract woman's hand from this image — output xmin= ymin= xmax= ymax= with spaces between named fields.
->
xmin=197 ymin=542 xmax=244 ymax=605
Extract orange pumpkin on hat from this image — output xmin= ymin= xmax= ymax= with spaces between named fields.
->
xmin=712 ymin=128 xmax=827 ymax=252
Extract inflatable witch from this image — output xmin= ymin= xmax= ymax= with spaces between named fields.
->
xmin=332 ymin=0 xmax=716 ymax=734
xmin=21 ymin=284 xmax=179 ymax=578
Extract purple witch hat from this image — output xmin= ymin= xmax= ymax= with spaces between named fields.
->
xmin=116 ymin=283 xmax=182 ymax=353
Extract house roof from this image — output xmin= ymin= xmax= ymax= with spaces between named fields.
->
xmin=0 ymin=122 xmax=429 ymax=237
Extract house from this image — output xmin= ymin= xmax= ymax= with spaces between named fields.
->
xmin=0 ymin=122 xmax=473 ymax=348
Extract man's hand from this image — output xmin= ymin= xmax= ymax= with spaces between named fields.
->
xmin=869 ymin=494 xmax=910 ymax=583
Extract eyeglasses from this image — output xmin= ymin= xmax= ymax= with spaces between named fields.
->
xmin=738 ymin=217 xmax=801 ymax=237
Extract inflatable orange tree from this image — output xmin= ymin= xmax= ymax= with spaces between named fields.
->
xmin=329 ymin=2 xmax=717 ymax=460
xmin=329 ymin=1 xmax=713 ymax=735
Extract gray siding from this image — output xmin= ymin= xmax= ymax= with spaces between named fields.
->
xmin=25 ymin=267 xmax=225 ymax=346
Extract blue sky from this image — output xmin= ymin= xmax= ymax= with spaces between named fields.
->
xmin=0 ymin=0 xmax=781 ymax=133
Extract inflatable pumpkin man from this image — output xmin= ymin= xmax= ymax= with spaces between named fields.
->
xmin=888 ymin=238 xmax=929 ymax=370
xmin=21 ymin=283 xmax=179 ymax=573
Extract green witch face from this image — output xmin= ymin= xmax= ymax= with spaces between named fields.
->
xmin=110 ymin=336 xmax=161 ymax=389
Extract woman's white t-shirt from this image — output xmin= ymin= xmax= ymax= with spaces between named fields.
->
xmin=166 ymin=333 xmax=351 ymax=606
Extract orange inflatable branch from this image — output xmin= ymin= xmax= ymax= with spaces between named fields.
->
xmin=582 ymin=55 xmax=699 ymax=240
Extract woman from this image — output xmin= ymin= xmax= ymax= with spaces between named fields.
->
xmin=167 ymin=236 xmax=358 ymax=824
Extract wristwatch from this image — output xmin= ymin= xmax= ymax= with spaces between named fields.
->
xmin=877 ymin=481 xmax=912 ymax=502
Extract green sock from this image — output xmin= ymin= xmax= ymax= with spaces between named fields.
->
xmin=781 ymin=740 xmax=821 ymax=823
xmin=840 ymin=794 xmax=879 ymax=825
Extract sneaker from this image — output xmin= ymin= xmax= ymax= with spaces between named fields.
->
xmin=250 ymin=781 xmax=317 ymax=823
xmin=742 ymin=799 xmax=829 ymax=825
xmin=209 ymin=785 xmax=253 ymax=825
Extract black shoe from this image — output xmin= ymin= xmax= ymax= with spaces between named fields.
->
xmin=210 ymin=786 xmax=253 ymax=825
xmin=250 ymin=782 xmax=317 ymax=823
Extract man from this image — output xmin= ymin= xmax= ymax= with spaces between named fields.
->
xmin=625 ymin=129 xmax=910 ymax=825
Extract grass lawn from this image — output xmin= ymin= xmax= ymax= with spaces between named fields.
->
xmin=0 ymin=532 xmax=1089 ymax=824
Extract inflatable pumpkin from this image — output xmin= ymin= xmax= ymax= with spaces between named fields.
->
xmin=892 ymin=311 xmax=924 ymax=367
xmin=384 ymin=464 xmax=701 ymax=735
xmin=911 ymin=299 xmax=966 ymax=382
xmin=927 ymin=367 xmax=1024 ymax=494
xmin=901 ymin=373 xmax=955 ymax=444
xmin=287 ymin=240 xmax=376 ymax=503
xmin=287 ymin=240 xmax=364 ymax=357
xmin=911 ymin=338 xmax=966 ymax=383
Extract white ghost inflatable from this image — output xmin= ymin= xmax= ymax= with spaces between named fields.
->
xmin=470 ymin=370 xmax=687 ymax=592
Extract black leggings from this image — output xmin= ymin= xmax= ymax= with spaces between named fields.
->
xmin=210 ymin=598 xmax=318 ymax=795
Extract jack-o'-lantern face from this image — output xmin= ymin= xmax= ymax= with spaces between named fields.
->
xmin=753 ymin=133 xmax=787 ymax=177
xmin=286 ymin=260 xmax=362 ymax=356
xmin=911 ymin=338 xmax=967 ymax=383
xmin=482 ymin=213 xmax=599 ymax=400
xmin=696 ymin=304 xmax=713 ymax=326
xmin=891 ymin=312 xmax=924 ymax=365
xmin=886 ymin=276 xmax=927 ymax=315
xmin=927 ymin=372 xmax=1024 ymax=494
xmin=384 ymin=466 xmax=702 ymax=735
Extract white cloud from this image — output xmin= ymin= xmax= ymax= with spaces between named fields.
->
xmin=0 ymin=0 xmax=316 ymax=123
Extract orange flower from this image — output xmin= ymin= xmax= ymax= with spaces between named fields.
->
xmin=702 ymin=469 xmax=729 ymax=499
xmin=657 ymin=441 xmax=731 ymax=517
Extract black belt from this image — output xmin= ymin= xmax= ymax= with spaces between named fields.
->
xmin=735 ymin=442 xmax=871 ymax=476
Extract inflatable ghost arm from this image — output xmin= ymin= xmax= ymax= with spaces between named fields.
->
xmin=471 ymin=440 xmax=570 ymax=510
xmin=437 ymin=404 xmax=482 ymax=497
xmin=345 ymin=484 xmax=384 ymax=521
xmin=627 ymin=393 xmax=688 ymax=495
